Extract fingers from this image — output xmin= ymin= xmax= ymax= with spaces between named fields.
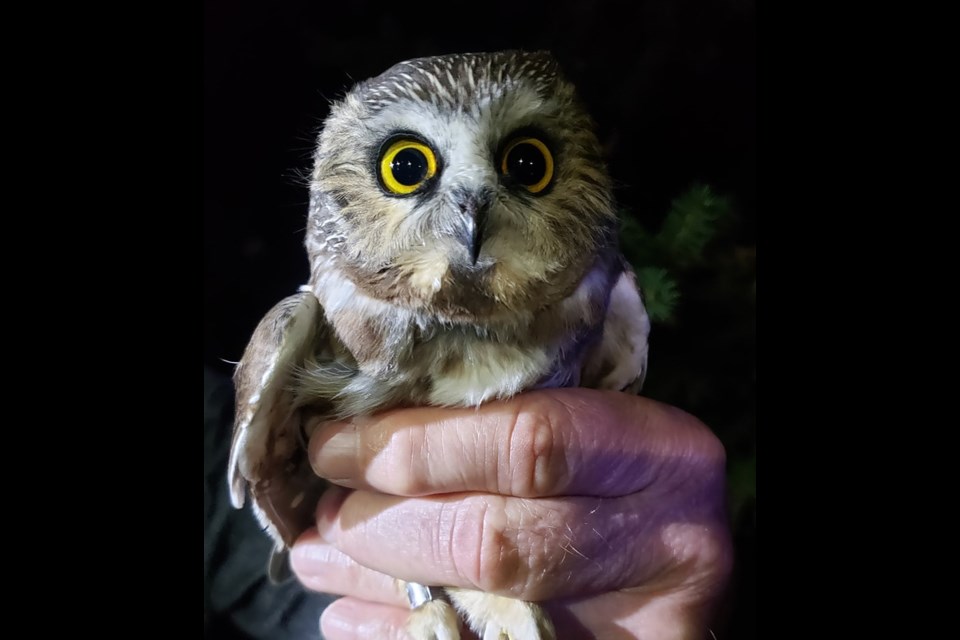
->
xmin=308 ymin=388 xmax=721 ymax=499
xmin=310 ymin=586 xmax=716 ymax=640
xmin=289 ymin=527 xmax=408 ymax=608
xmin=546 ymin=589 xmax=721 ymax=640
xmin=320 ymin=598 xmax=413 ymax=640
xmin=294 ymin=515 xmax=731 ymax=640
xmin=316 ymin=593 xmax=671 ymax=640
xmin=311 ymin=481 xmax=731 ymax=603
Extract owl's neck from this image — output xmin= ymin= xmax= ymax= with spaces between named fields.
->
xmin=308 ymin=257 xmax=618 ymax=385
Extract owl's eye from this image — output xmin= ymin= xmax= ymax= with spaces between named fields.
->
xmin=500 ymin=137 xmax=554 ymax=194
xmin=378 ymin=138 xmax=438 ymax=195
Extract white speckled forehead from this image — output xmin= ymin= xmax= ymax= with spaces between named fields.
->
xmin=359 ymin=50 xmax=561 ymax=113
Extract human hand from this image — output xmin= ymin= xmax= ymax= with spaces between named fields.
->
xmin=290 ymin=388 xmax=733 ymax=639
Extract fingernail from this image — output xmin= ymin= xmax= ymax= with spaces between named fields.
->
xmin=310 ymin=423 xmax=358 ymax=483
xmin=321 ymin=599 xmax=404 ymax=640
xmin=320 ymin=599 xmax=364 ymax=638
xmin=320 ymin=605 xmax=352 ymax=636
xmin=289 ymin=530 xmax=341 ymax=579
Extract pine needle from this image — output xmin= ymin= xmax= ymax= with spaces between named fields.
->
xmin=635 ymin=266 xmax=680 ymax=324
xmin=657 ymin=184 xmax=730 ymax=267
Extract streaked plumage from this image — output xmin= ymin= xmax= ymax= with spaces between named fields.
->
xmin=228 ymin=50 xmax=650 ymax=640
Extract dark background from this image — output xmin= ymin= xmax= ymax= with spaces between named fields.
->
xmin=204 ymin=0 xmax=755 ymax=637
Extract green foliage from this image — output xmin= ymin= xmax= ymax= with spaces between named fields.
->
xmin=619 ymin=183 xmax=732 ymax=324
xmin=619 ymin=183 xmax=755 ymax=538
xmin=634 ymin=267 xmax=680 ymax=324
xmin=658 ymin=184 xmax=731 ymax=267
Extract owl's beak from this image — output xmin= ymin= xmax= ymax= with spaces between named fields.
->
xmin=453 ymin=190 xmax=492 ymax=265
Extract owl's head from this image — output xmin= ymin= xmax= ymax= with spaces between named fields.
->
xmin=307 ymin=51 xmax=618 ymax=323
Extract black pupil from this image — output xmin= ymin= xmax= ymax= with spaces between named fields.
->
xmin=391 ymin=148 xmax=428 ymax=186
xmin=506 ymin=143 xmax=547 ymax=186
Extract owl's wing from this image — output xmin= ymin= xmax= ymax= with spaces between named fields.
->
xmin=580 ymin=262 xmax=651 ymax=394
xmin=228 ymin=289 xmax=333 ymax=580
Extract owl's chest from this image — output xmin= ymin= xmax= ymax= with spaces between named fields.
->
xmin=317 ymin=325 xmax=564 ymax=419
xmin=315 ymin=275 xmax=585 ymax=414
xmin=417 ymin=336 xmax=554 ymax=407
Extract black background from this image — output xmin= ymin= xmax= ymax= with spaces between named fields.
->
xmin=204 ymin=0 xmax=756 ymax=637
xmin=204 ymin=0 xmax=755 ymax=372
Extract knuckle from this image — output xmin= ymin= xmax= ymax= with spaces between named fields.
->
xmin=699 ymin=523 xmax=735 ymax=582
xmin=450 ymin=496 xmax=521 ymax=594
xmin=349 ymin=417 xmax=427 ymax=496
xmin=380 ymin=426 xmax=430 ymax=495
xmin=504 ymin=396 xmax=570 ymax=497
xmin=672 ymin=519 xmax=735 ymax=592
xmin=448 ymin=496 xmax=591 ymax=600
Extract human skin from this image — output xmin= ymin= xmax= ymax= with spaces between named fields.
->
xmin=290 ymin=388 xmax=733 ymax=639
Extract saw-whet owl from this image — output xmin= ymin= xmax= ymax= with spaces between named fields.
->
xmin=228 ymin=50 xmax=651 ymax=640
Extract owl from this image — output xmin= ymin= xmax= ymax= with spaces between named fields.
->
xmin=228 ymin=50 xmax=651 ymax=640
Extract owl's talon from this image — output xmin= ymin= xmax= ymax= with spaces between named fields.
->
xmin=448 ymin=589 xmax=556 ymax=640
xmin=406 ymin=599 xmax=461 ymax=640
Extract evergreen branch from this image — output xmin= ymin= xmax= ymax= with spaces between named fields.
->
xmin=635 ymin=266 xmax=680 ymax=324
xmin=657 ymin=184 xmax=731 ymax=267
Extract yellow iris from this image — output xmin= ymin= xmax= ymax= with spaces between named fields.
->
xmin=379 ymin=139 xmax=438 ymax=195
xmin=500 ymin=137 xmax=554 ymax=194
